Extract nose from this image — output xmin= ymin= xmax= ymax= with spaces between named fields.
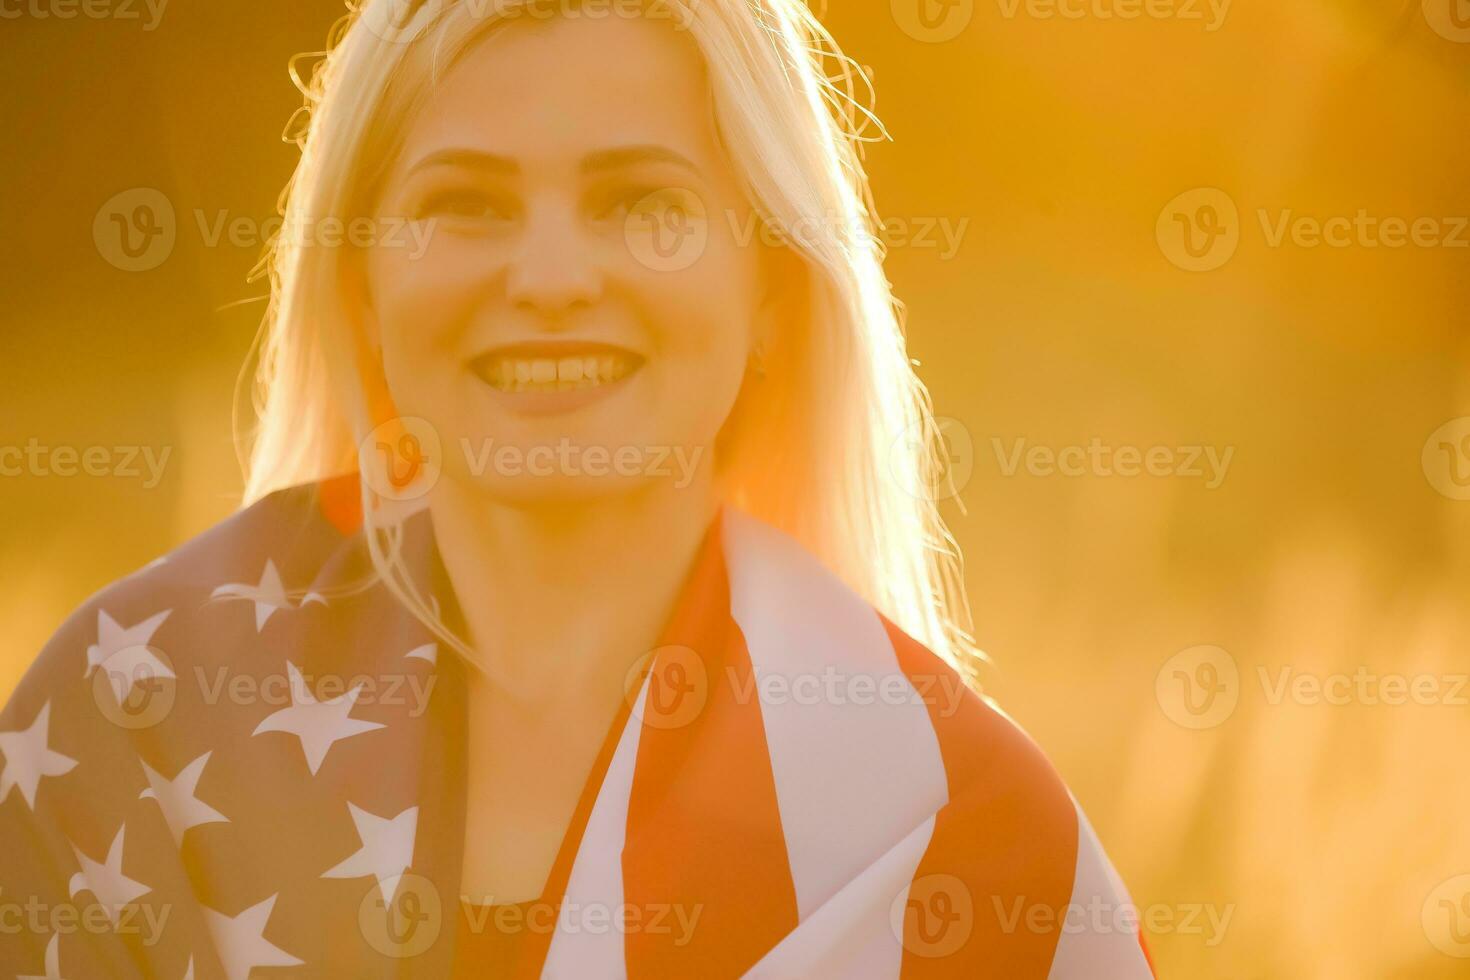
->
xmin=504 ymin=197 xmax=603 ymax=319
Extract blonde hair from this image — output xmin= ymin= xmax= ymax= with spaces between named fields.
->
xmin=241 ymin=0 xmax=982 ymax=681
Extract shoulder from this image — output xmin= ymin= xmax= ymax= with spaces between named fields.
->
xmin=879 ymin=617 xmax=1156 ymax=976
xmin=0 ymin=475 xmax=356 ymax=729
xmin=877 ymin=613 xmax=1079 ymax=839
xmin=719 ymin=506 xmax=1077 ymax=827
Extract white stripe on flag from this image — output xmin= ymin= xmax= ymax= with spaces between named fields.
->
xmin=741 ymin=812 xmax=938 ymax=979
xmin=721 ymin=510 xmax=948 ymax=921
xmin=541 ymin=677 xmax=652 ymax=979
xmin=1046 ymin=799 xmax=1153 ymax=979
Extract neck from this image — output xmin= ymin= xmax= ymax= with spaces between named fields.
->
xmin=425 ymin=473 xmax=719 ymax=708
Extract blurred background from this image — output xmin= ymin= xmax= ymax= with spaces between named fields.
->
xmin=2 ymin=1 xmax=1467 ymax=976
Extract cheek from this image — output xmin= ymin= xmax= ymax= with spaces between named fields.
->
xmin=657 ymin=222 xmax=763 ymax=345
xmin=639 ymin=244 xmax=761 ymax=428
xmin=367 ymin=244 xmax=479 ymax=387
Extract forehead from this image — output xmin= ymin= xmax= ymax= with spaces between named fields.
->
xmin=401 ymin=11 xmax=716 ymax=163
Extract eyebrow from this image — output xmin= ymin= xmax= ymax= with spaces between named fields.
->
xmin=580 ymin=145 xmax=700 ymax=176
xmin=403 ymin=144 xmax=701 ymax=179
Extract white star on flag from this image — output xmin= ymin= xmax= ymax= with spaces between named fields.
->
xmin=322 ymin=803 xmax=419 ymax=904
xmin=202 ymin=895 xmax=303 ymax=980
xmin=17 ymin=932 xmax=68 ymax=980
xmin=252 ymin=661 xmax=385 ymax=775
xmin=94 ymin=643 xmax=175 ymax=706
xmin=84 ymin=609 xmax=170 ymax=678
xmin=0 ymin=701 xmax=78 ymax=810
xmin=68 ymin=825 xmax=150 ymax=926
xmin=404 ymin=643 xmax=437 ymax=665
xmin=210 ymin=560 xmax=324 ymax=632
xmin=139 ymin=752 xmax=228 ymax=845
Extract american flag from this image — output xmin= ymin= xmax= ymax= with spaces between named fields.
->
xmin=0 ymin=474 xmax=1155 ymax=978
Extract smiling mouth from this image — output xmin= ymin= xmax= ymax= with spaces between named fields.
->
xmin=470 ymin=342 xmax=644 ymax=394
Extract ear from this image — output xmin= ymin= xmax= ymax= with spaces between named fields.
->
xmin=338 ymin=248 xmax=398 ymax=429
xmin=339 ymin=247 xmax=383 ymax=359
xmin=753 ymin=242 xmax=806 ymax=354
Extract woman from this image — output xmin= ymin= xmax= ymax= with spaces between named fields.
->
xmin=0 ymin=0 xmax=1155 ymax=977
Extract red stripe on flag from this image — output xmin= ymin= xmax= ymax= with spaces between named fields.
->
xmin=316 ymin=471 xmax=363 ymax=537
xmin=622 ymin=521 xmax=800 ymax=977
xmin=881 ymin=616 xmax=1080 ymax=978
xmin=1139 ymin=928 xmax=1158 ymax=977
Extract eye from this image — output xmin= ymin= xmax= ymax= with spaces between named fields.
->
xmin=593 ymin=184 xmax=690 ymax=224
xmin=414 ymin=187 xmax=513 ymax=223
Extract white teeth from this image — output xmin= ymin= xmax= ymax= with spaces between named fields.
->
xmin=483 ymin=353 xmax=637 ymax=392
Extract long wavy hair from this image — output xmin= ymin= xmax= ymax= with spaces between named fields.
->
xmin=240 ymin=0 xmax=982 ymax=681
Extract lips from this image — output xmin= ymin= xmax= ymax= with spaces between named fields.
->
xmin=469 ymin=340 xmax=645 ymax=394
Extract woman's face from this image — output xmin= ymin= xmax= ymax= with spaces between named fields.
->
xmin=362 ymin=10 xmax=779 ymax=504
